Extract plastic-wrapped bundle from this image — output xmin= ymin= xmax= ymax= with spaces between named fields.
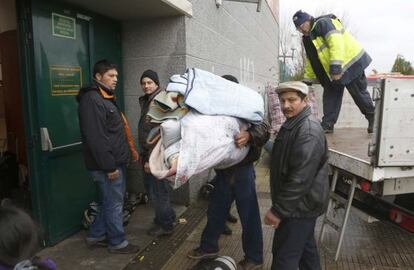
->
xmin=149 ymin=111 xmax=249 ymax=189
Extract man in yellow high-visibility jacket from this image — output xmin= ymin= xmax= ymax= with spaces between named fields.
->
xmin=293 ymin=10 xmax=375 ymax=133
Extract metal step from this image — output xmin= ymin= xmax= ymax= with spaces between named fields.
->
xmin=324 ymin=218 xmax=340 ymax=232
xmin=319 ymin=170 xmax=357 ymax=261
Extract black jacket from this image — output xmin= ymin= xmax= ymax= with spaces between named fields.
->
xmin=77 ymin=83 xmax=130 ymax=172
xmin=270 ymin=106 xmax=329 ymax=219
xmin=137 ymin=88 xmax=162 ymax=163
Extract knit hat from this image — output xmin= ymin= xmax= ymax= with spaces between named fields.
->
xmin=292 ymin=10 xmax=312 ymax=28
xmin=140 ymin=69 xmax=160 ymax=86
xmin=276 ymin=81 xmax=309 ymax=96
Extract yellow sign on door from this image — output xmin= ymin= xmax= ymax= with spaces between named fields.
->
xmin=49 ymin=65 xmax=82 ymax=96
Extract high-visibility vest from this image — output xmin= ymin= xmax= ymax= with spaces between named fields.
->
xmin=304 ymin=17 xmax=366 ymax=81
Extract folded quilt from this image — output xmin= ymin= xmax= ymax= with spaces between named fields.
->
xmin=147 ymin=90 xmax=189 ymax=123
xmin=166 ymin=68 xmax=264 ymax=124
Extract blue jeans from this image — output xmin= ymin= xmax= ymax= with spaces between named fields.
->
xmin=86 ymin=166 xmax=128 ymax=249
xmin=144 ymin=172 xmax=176 ymax=230
xmin=272 ymin=217 xmax=321 ymax=270
xmin=200 ymin=163 xmax=263 ymax=264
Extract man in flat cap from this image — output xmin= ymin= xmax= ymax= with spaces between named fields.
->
xmin=293 ymin=10 xmax=375 ymax=134
xmin=264 ymin=81 xmax=329 ymax=270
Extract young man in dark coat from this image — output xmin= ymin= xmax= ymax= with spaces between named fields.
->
xmin=138 ymin=69 xmax=176 ymax=237
xmin=264 ymin=81 xmax=329 ymax=270
xmin=77 ymin=59 xmax=139 ymax=254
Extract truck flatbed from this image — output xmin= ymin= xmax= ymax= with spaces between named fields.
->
xmin=326 ymin=128 xmax=371 ymax=162
xmin=326 ymin=128 xmax=414 ymax=184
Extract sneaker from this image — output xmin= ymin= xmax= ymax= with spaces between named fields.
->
xmin=187 ymin=247 xmax=218 ymax=260
xmin=238 ymin=259 xmax=263 ymax=270
xmin=227 ymin=213 xmax=238 ymax=223
xmin=146 ymin=224 xmax=173 ymax=237
xmin=108 ymin=243 xmax=140 ymax=254
xmin=222 ymin=224 xmax=232 ymax=235
xmin=86 ymin=238 xmax=108 ymax=248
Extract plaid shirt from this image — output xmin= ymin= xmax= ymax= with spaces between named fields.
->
xmin=266 ymin=85 xmax=319 ymax=136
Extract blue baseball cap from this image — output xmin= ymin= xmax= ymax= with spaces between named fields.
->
xmin=292 ymin=10 xmax=312 ymax=28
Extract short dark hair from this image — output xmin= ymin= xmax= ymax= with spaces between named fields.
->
xmin=222 ymin=74 xmax=239 ymax=84
xmin=297 ymin=91 xmax=307 ymax=100
xmin=93 ymin=59 xmax=117 ymax=79
xmin=0 ymin=206 xmax=40 ymax=267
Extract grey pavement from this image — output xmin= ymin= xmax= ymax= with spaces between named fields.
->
xmin=39 ymin=152 xmax=414 ymax=269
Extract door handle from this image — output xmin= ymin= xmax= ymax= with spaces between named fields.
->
xmin=40 ymin=127 xmax=82 ymax=152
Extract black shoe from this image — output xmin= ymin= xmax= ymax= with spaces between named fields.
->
xmin=237 ymin=258 xmax=263 ymax=270
xmin=187 ymin=247 xmax=218 ymax=260
xmin=367 ymin=118 xmax=374 ymax=134
xmin=86 ymin=238 xmax=108 ymax=248
xmin=321 ymin=124 xmax=334 ymax=134
xmin=137 ymin=192 xmax=149 ymax=205
xmin=227 ymin=213 xmax=238 ymax=223
xmin=222 ymin=224 xmax=232 ymax=235
xmin=146 ymin=224 xmax=173 ymax=237
xmin=108 ymin=243 xmax=140 ymax=254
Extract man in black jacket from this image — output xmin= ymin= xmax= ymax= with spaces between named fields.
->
xmin=188 ymin=75 xmax=269 ymax=270
xmin=264 ymin=81 xmax=329 ymax=270
xmin=77 ymin=60 xmax=139 ymax=254
xmin=138 ymin=70 xmax=176 ymax=237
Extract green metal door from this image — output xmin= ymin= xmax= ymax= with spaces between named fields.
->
xmin=18 ymin=0 xmax=122 ymax=245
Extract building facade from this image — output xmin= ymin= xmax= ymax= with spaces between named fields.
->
xmin=0 ymin=0 xmax=279 ymax=244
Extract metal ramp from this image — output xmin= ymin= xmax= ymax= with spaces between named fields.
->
xmin=318 ymin=169 xmax=358 ymax=261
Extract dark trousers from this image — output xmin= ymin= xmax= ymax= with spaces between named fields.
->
xmin=144 ymin=172 xmax=176 ymax=230
xmin=200 ymin=163 xmax=263 ymax=264
xmin=322 ymin=73 xmax=375 ymax=128
xmin=272 ymin=217 xmax=321 ymax=270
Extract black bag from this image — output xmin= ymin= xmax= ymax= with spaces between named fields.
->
xmin=0 ymin=152 xmax=18 ymax=200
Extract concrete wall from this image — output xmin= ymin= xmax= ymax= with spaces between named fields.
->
xmin=265 ymin=0 xmax=279 ymax=20
xmin=121 ymin=0 xmax=280 ymax=204
xmin=181 ymin=0 xmax=280 ymax=202
xmin=122 ymin=17 xmax=187 ymax=137
xmin=122 ymin=17 xmax=188 ymax=202
xmin=185 ymin=0 xmax=279 ymax=94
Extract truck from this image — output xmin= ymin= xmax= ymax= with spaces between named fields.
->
xmin=317 ymin=75 xmax=414 ymax=260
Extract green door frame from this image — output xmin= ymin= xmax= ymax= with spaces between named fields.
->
xmin=16 ymin=0 xmax=47 ymax=235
